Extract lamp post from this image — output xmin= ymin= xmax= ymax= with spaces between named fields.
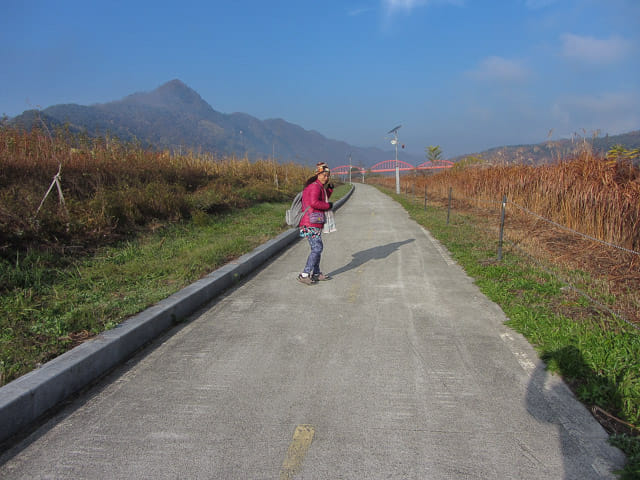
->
xmin=388 ymin=125 xmax=402 ymax=194
xmin=347 ymin=152 xmax=352 ymax=184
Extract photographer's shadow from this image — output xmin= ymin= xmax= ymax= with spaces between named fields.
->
xmin=525 ymin=345 xmax=626 ymax=476
xmin=329 ymin=239 xmax=415 ymax=277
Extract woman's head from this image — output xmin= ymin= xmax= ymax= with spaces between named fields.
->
xmin=315 ymin=162 xmax=330 ymax=185
xmin=306 ymin=162 xmax=331 ymax=186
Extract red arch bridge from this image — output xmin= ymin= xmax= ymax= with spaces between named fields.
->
xmin=332 ymin=159 xmax=454 ymax=176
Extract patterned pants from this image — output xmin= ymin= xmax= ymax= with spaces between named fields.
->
xmin=303 ymin=233 xmax=323 ymax=275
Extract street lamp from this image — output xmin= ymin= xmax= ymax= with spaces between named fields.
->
xmin=388 ymin=125 xmax=402 ymax=194
xmin=347 ymin=152 xmax=352 ymax=184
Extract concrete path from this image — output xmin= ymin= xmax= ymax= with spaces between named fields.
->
xmin=0 ymin=184 xmax=624 ymax=479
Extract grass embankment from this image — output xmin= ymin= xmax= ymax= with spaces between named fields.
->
xmin=0 ymin=125 xmax=349 ymax=386
xmin=371 ymin=153 xmax=639 ymax=478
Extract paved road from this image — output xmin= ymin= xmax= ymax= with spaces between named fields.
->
xmin=0 ymin=184 xmax=624 ymax=479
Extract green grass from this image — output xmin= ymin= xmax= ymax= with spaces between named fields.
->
xmin=378 ymin=186 xmax=640 ymax=477
xmin=0 ymin=184 xmax=351 ymax=385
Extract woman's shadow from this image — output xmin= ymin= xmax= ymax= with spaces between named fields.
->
xmin=329 ymin=239 xmax=415 ymax=277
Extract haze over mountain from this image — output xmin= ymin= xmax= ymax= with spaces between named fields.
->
xmin=9 ymin=80 xmax=422 ymax=168
xmin=450 ymin=130 xmax=640 ymax=166
xmin=8 ymin=79 xmax=638 ymax=169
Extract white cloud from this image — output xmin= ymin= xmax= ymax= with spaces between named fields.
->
xmin=561 ymin=33 xmax=632 ymax=65
xmin=384 ymin=0 xmax=426 ymax=12
xmin=524 ymin=0 xmax=558 ymax=9
xmin=468 ymin=56 xmax=530 ymax=83
xmin=382 ymin=0 xmax=463 ymax=14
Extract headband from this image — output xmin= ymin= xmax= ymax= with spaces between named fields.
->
xmin=316 ymin=163 xmax=330 ymax=175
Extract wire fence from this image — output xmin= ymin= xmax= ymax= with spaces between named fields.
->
xmin=509 ymin=201 xmax=640 ymax=257
xmin=397 ymin=182 xmax=640 ymax=332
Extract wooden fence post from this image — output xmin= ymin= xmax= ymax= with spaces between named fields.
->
xmin=424 ymin=185 xmax=427 ymax=210
xmin=498 ymin=195 xmax=507 ymax=261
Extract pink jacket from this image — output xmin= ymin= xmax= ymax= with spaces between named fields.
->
xmin=299 ymin=180 xmax=333 ymax=228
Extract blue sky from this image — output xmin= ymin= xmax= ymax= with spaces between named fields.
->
xmin=1 ymin=0 xmax=638 ymax=158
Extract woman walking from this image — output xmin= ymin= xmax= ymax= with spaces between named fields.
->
xmin=298 ymin=162 xmax=334 ymax=285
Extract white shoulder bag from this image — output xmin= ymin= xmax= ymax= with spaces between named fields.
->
xmin=322 ymin=188 xmax=336 ymax=233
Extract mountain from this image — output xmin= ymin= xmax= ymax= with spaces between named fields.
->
xmin=9 ymin=79 xmax=421 ymax=168
xmin=593 ymin=130 xmax=640 ymax=153
xmin=451 ymin=130 xmax=640 ymax=166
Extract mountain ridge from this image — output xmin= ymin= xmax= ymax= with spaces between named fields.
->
xmin=8 ymin=79 xmax=421 ymax=168
xmin=451 ymin=130 xmax=640 ymax=166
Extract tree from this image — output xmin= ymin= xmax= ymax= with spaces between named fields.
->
xmin=453 ymin=155 xmax=483 ymax=171
xmin=426 ymin=145 xmax=442 ymax=163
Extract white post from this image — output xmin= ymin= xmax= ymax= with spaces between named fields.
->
xmin=395 ymin=138 xmax=400 ymax=194
xmin=388 ymin=126 xmax=402 ymax=195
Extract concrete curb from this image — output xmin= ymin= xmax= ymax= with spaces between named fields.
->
xmin=0 ymin=185 xmax=354 ymax=445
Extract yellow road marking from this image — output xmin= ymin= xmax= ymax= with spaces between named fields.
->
xmin=280 ymin=424 xmax=315 ymax=480
xmin=348 ymin=281 xmax=360 ymax=303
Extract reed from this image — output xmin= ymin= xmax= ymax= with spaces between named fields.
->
xmin=0 ymin=126 xmax=312 ymax=253
xmin=372 ymin=152 xmax=640 ymax=250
